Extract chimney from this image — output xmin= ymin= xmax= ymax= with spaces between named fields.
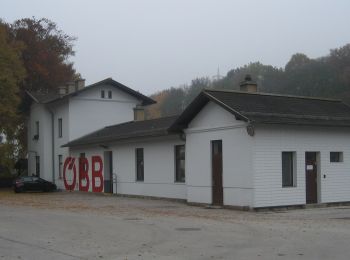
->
xmin=240 ymin=74 xmax=257 ymax=93
xmin=67 ymin=81 xmax=76 ymax=94
xmin=75 ymin=79 xmax=85 ymax=91
xmin=134 ymin=105 xmax=145 ymax=121
xmin=58 ymin=85 xmax=67 ymax=96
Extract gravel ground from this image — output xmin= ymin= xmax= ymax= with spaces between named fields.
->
xmin=1 ymin=189 xmax=350 ymax=260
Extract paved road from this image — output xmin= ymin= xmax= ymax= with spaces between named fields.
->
xmin=1 ymin=190 xmax=350 ymax=260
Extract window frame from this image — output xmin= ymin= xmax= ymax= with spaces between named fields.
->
xmin=282 ymin=151 xmax=296 ymax=188
xmin=330 ymin=152 xmax=343 ymax=163
xmin=108 ymin=90 xmax=112 ymax=99
xmin=34 ymin=121 xmax=39 ymax=140
xmin=135 ymin=148 xmax=144 ymax=182
xmin=101 ymin=90 xmax=105 ymax=98
xmin=35 ymin=155 xmax=40 ymax=177
xmin=174 ymin=145 xmax=186 ymax=183
xmin=58 ymin=118 xmax=62 ymax=138
xmin=58 ymin=155 xmax=63 ymax=179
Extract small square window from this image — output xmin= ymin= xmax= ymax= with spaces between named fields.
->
xmin=330 ymin=152 xmax=343 ymax=163
xmin=108 ymin=90 xmax=112 ymax=99
xmin=101 ymin=90 xmax=105 ymax=98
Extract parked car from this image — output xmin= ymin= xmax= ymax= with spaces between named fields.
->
xmin=13 ymin=176 xmax=57 ymax=193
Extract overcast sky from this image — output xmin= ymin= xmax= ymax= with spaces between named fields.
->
xmin=2 ymin=0 xmax=350 ymax=94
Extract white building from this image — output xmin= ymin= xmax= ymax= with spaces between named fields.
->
xmin=26 ymin=78 xmax=155 ymax=189
xmin=28 ymin=76 xmax=350 ymax=209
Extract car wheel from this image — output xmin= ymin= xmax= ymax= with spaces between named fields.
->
xmin=14 ymin=188 xmax=23 ymax=193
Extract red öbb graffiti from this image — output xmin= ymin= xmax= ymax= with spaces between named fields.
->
xmin=63 ymin=157 xmax=76 ymax=190
xmin=63 ymin=155 xmax=104 ymax=192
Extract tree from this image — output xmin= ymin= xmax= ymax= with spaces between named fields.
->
xmin=9 ymin=18 xmax=77 ymax=93
xmin=285 ymin=53 xmax=311 ymax=72
xmin=0 ymin=22 xmax=25 ymax=175
xmin=6 ymin=17 xmax=78 ymax=158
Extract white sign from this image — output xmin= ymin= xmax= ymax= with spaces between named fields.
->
xmin=307 ymin=165 xmax=314 ymax=170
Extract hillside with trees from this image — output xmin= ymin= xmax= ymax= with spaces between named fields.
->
xmin=146 ymin=44 xmax=350 ymax=118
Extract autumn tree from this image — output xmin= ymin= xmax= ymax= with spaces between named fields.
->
xmin=9 ymin=17 xmax=77 ymax=93
xmin=0 ymin=21 xmax=25 ymax=175
xmin=5 ymin=17 xmax=78 ymax=158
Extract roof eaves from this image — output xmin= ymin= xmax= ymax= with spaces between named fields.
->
xmin=62 ymin=129 xmax=173 ymax=148
xmin=242 ymin=111 xmax=350 ymax=121
xmin=50 ymin=78 xmax=156 ymax=106
xmin=203 ymin=91 xmax=250 ymax=122
xmin=204 ymin=88 xmax=342 ymax=102
xmin=169 ymin=92 xmax=210 ymax=131
xmin=25 ymin=90 xmax=40 ymax=103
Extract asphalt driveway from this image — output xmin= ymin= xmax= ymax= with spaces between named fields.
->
xmin=1 ymin=190 xmax=350 ymax=260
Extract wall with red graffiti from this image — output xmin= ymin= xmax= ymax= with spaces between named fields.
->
xmin=63 ymin=153 xmax=104 ymax=192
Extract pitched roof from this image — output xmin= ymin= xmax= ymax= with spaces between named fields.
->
xmin=26 ymin=78 xmax=156 ymax=106
xmin=171 ymin=89 xmax=350 ymax=130
xmin=62 ymin=116 xmax=179 ymax=148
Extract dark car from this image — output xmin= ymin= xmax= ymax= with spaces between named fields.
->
xmin=14 ymin=176 xmax=57 ymax=193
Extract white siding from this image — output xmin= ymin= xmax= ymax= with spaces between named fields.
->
xmin=68 ymin=136 xmax=186 ymax=199
xmin=253 ymin=125 xmax=350 ymax=207
xmin=185 ymin=102 xmax=254 ymax=207
xmin=50 ymin=100 xmax=70 ymax=188
xmin=69 ymin=85 xmax=141 ymax=140
xmin=27 ymin=103 xmax=53 ymax=181
xmin=113 ymin=137 xmax=186 ymax=199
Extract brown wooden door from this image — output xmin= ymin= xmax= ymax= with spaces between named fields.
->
xmin=212 ymin=140 xmax=223 ymax=206
xmin=305 ymin=152 xmax=318 ymax=204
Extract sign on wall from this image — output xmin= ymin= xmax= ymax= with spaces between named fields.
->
xmin=63 ymin=156 xmax=104 ymax=192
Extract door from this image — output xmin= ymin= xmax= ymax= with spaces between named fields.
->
xmin=305 ymin=152 xmax=318 ymax=204
xmin=103 ymin=151 xmax=113 ymax=193
xmin=212 ymin=140 xmax=223 ymax=206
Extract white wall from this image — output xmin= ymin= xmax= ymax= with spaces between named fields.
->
xmin=50 ymin=100 xmax=70 ymax=188
xmin=185 ymin=102 xmax=254 ymax=207
xmin=68 ymin=136 xmax=186 ymax=199
xmin=27 ymin=103 xmax=53 ymax=181
xmin=253 ymin=125 xmax=350 ymax=207
xmin=112 ymin=137 xmax=186 ymax=199
xmin=69 ymin=84 xmax=141 ymax=140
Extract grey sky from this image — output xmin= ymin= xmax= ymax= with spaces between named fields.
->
xmin=2 ymin=0 xmax=350 ymax=94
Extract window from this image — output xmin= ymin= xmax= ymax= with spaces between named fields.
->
xmin=58 ymin=118 xmax=62 ymax=138
xmin=35 ymin=156 xmax=40 ymax=177
xmin=175 ymin=145 xmax=185 ymax=183
xmin=58 ymin=155 xmax=63 ymax=179
xmin=330 ymin=152 xmax=343 ymax=163
xmin=108 ymin=90 xmax=112 ymax=99
xmin=136 ymin=148 xmax=144 ymax=181
xmin=282 ymin=152 xmax=295 ymax=187
xmin=101 ymin=90 xmax=105 ymax=98
xmin=34 ymin=121 xmax=39 ymax=140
